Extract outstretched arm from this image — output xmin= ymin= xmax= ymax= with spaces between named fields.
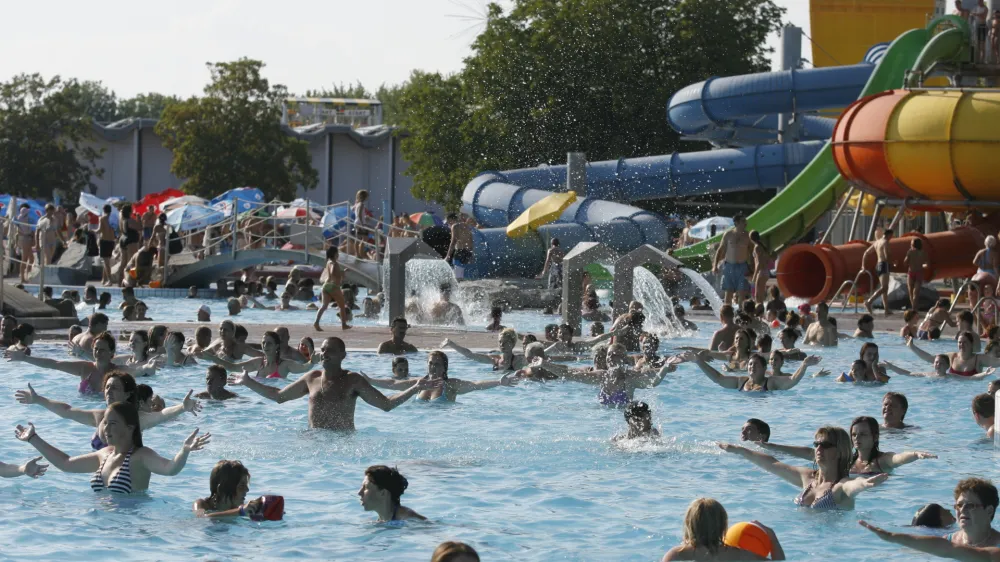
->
xmin=858 ymin=521 xmax=999 ymax=562
xmin=0 ymin=457 xmax=47 ymax=478
xmin=196 ymin=352 xmax=261 ymax=372
xmin=139 ymin=429 xmax=211 ymax=476
xmin=758 ymin=441 xmax=813 ymax=460
xmin=634 ymin=356 xmax=682 ymax=389
xmin=14 ymin=424 xmax=101 ymax=473
xmin=141 ymin=390 xmax=201 ymax=428
xmin=354 ymin=376 xmax=433 ymax=411
xmin=6 ymin=350 xmax=91 ymax=378
xmin=439 ymin=339 xmax=493 ymax=365
xmin=881 ymin=361 xmax=913 ymax=375
xmin=881 ymin=451 xmax=937 ymax=470
xmin=838 ymin=473 xmax=888 ymax=500
xmin=15 ymin=384 xmax=102 ymax=427
xmin=683 ymin=352 xmax=741 ymax=389
xmin=228 ymin=369 xmax=311 ymax=404
xmin=717 ymin=443 xmax=808 ymax=487
xmin=452 ymin=373 xmax=517 ymax=395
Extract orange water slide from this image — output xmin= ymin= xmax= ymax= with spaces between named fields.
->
xmin=777 ymin=89 xmax=1000 ymax=303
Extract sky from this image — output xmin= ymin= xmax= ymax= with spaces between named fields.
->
xmin=0 ymin=0 xmax=810 ymax=99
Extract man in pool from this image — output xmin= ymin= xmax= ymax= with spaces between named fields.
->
xmin=708 ymin=305 xmax=738 ymax=351
xmin=376 ymin=317 xmax=419 ymax=355
xmin=228 ymin=337 xmax=440 ymax=431
xmin=197 ymin=305 xmax=211 ymax=322
xmin=428 ymin=285 xmax=464 ymax=326
xmin=545 ymin=323 xmax=617 ymax=355
xmin=71 ymin=312 xmax=109 ymax=357
xmin=612 ymin=401 xmax=660 ymax=441
xmin=973 ymin=393 xmax=995 ymax=439
xmin=740 ymin=418 xmax=770 ymax=442
xmin=882 ymin=391 xmax=911 ymax=430
xmin=776 ymin=327 xmax=806 ymax=361
xmin=195 ymin=365 xmax=239 ymax=401
xmin=803 ymin=302 xmax=838 ymax=347
xmin=854 ymin=314 xmax=875 ymax=339
xmin=358 ymin=465 xmax=426 ymax=522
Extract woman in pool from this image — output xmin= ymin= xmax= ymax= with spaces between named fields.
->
xmin=907 ymin=332 xmax=1000 ymax=378
xmin=163 ymin=331 xmax=198 ymax=367
xmin=193 ymin=459 xmax=251 ymax=515
xmin=358 ymin=464 xmax=425 ymax=522
xmin=768 ymin=350 xmax=789 ymax=377
xmin=681 ymin=329 xmax=754 ymax=371
xmin=860 ymin=477 xmax=1000 ymax=558
xmin=15 ymin=371 xmax=202 ymax=450
xmin=884 ymin=353 xmax=995 ymax=380
xmin=197 ymin=331 xmax=316 ymax=379
xmin=15 ymin=402 xmax=210 ymax=494
xmin=758 ymin=416 xmax=936 ymax=475
xmin=0 ymin=455 xmax=47 ymax=479
xmin=412 ymin=351 xmax=517 ymax=402
xmin=681 ymin=351 xmax=825 ymax=392
xmin=662 ymin=497 xmax=785 ymax=561
xmin=857 ymin=342 xmax=891 ymax=382
xmin=441 ymin=328 xmax=529 ymax=371
xmin=148 ymin=325 xmax=168 ymax=356
xmin=115 ymin=330 xmax=156 ymax=374
xmin=564 ymin=344 xmax=680 ymax=406
xmin=298 ymin=337 xmax=314 ymax=362
xmin=718 ymin=426 xmax=887 ymax=509
xmin=9 ymin=323 xmax=35 ymax=355
xmin=5 ymin=332 xmax=154 ymax=393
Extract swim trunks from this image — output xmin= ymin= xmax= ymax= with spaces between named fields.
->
xmin=876 ymin=261 xmax=889 ymax=276
xmin=99 ymin=239 xmax=114 ymax=258
xmin=452 ymin=248 xmax=474 ymax=265
xmin=721 ymin=261 xmax=751 ymax=292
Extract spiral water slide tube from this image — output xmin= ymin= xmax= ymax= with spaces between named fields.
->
xmin=672 ymin=16 xmax=970 ymax=275
xmin=461 ymin=43 xmax=891 ymax=278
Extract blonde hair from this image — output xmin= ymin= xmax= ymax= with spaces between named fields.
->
xmin=987 ymin=235 xmax=997 ymax=250
xmin=815 ymin=426 xmax=852 ymax=480
xmin=499 ymin=328 xmax=518 ymax=348
xmin=355 ymin=190 xmax=369 ymax=203
xmin=431 ymin=541 xmax=480 ymax=562
xmin=682 ymin=498 xmax=727 ymax=553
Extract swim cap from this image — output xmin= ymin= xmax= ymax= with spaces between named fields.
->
xmin=250 ymin=495 xmax=284 ymax=521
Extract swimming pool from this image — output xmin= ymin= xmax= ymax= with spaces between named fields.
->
xmin=0 ymin=329 xmax=992 ymax=560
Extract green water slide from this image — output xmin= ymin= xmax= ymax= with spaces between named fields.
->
xmin=672 ymin=16 xmax=970 ymax=271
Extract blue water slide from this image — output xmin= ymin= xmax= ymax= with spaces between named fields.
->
xmin=495 ymin=141 xmax=824 ymax=201
xmin=667 ymin=63 xmax=874 ymax=145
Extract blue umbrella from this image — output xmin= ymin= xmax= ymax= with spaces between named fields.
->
xmin=322 ymin=206 xmax=350 ymax=238
xmin=165 ymin=205 xmax=225 ymax=232
xmin=211 ymin=187 xmax=265 ymax=217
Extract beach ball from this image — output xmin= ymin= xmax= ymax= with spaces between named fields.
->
xmin=724 ymin=522 xmax=771 ymax=557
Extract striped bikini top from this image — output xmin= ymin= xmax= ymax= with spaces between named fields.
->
xmin=90 ymin=447 xmax=134 ymax=494
xmin=794 ymin=482 xmax=838 ymax=509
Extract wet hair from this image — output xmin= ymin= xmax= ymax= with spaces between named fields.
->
xmin=102 ymin=371 xmax=137 ymax=406
xmin=624 ymin=401 xmax=650 ymax=421
xmin=904 ymin=309 xmax=918 ymax=322
xmin=681 ymin=498 xmax=727 ymax=554
xmin=955 ymin=478 xmax=1000 ymax=520
xmin=733 ymin=213 xmax=745 ymax=224
xmin=770 ymin=350 xmax=784 ymax=364
xmin=973 ymin=393 xmax=995 ymax=419
xmin=522 ymin=333 xmax=538 ymax=346
xmin=391 ymin=316 xmax=408 ymax=329
xmin=911 ymin=503 xmax=951 ymax=528
xmin=524 ymin=342 xmax=546 ymax=360
xmin=719 ymin=305 xmax=734 ymax=321
xmin=107 ymin=401 xmax=143 ymax=448
xmin=122 ymin=305 xmax=136 ymax=321
xmin=859 ymin=342 xmax=879 ymax=363
xmin=592 ymin=344 xmax=609 ymax=370
xmin=235 ymin=324 xmax=249 ymax=341
xmin=745 ymin=418 xmax=770 ymax=441
xmin=779 ymin=328 xmax=798 ymax=344
xmin=815 ymin=426 xmax=852 ymax=480
xmin=135 ymin=384 xmax=154 ymax=405
xmin=911 ymin=238 xmax=923 ymax=250
xmin=326 ymin=246 xmax=339 ymax=260
xmin=551 ymin=238 xmax=560 ymax=247
xmin=756 ymin=334 xmax=772 ymax=353
xmin=168 ymin=331 xmax=185 ymax=348
xmin=149 ymin=325 xmax=167 ymax=351
xmin=11 ymin=323 xmax=34 ymax=343
xmin=195 ymin=326 xmax=212 ymax=346
xmin=849 ymin=416 xmax=882 ymax=463
xmin=884 ymin=391 xmax=909 ymax=419
xmin=91 ymin=312 xmax=109 ymax=327
xmin=884 ymin=228 xmax=893 ymax=237
xmin=630 ymin=311 xmax=646 ymax=325
xmin=262 ymin=330 xmax=282 ymax=363
xmin=94 ymin=331 xmax=116 ymax=355
xmin=958 ymin=310 xmax=975 ymax=326
xmin=207 ymin=365 xmax=227 ymax=383
xmin=203 ymin=460 xmax=251 ymax=509
xmin=748 ymin=353 xmax=767 ymax=372
xmin=785 ymin=311 xmax=800 ymax=328
xmin=129 ymin=330 xmax=150 ymax=361
xmin=431 ymin=541 xmax=480 ymax=562
xmin=99 ymin=292 xmax=112 ymax=305
xmin=391 ymin=356 xmax=408 ymax=369
xmin=590 ymin=321 xmax=605 ymax=336
xmin=858 ymin=314 xmax=874 ymax=328
xmin=742 ymin=299 xmax=755 ymax=316
xmin=364 ymin=465 xmax=409 ymax=507
xmin=937 ymin=298 xmax=950 ymax=309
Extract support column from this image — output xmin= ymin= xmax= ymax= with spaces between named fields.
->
xmin=567 ymin=152 xmax=587 ymax=196
xmin=777 ymin=25 xmax=802 ymax=147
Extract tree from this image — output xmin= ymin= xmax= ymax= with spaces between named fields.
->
xmin=118 ymin=93 xmax=181 ymax=119
xmin=155 ymin=58 xmax=317 ymax=200
xmin=303 ymin=81 xmax=372 ymax=99
xmin=393 ymin=71 xmax=495 ymax=210
xmin=59 ymin=79 xmax=120 ymax=122
xmin=0 ymin=74 xmax=103 ymax=199
xmin=396 ymin=0 xmax=783 ymax=206
xmin=374 ymin=82 xmax=404 ymax=125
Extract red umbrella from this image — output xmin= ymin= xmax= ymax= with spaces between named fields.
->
xmin=135 ymin=188 xmax=185 ymax=214
xmin=275 ymin=207 xmax=321 ymax=219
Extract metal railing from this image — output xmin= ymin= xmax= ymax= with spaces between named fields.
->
xmin=832 ymin=269 xmax=875 ymax=313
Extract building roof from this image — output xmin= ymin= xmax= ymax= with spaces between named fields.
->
xmin=90 ymin=118 xmax=399 ymax=147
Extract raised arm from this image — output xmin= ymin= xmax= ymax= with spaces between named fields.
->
xmin=196 ymin=352 xmax=261 ymax=372
xmin=717 ymin=443 xmax=809 ymax=487
xmin=5 ymin=350 xmax=91 ymax=378
xmin=881 ymin=361 xmax=913 ymax=376
xmin=14 ymin=424 xmax=101 ymax=473
xmin=141 ymin=390 xmax=202 ymax=429
xmin=439 ymin=339 xmax=493 ymax=364
xmin=881 ymin=451 xmax=937 ymax=470
xmin=634 ymin=356 xmax=682 ymax=389
xmin=684 ymin=352 xmax=742 ymax=389
xmin=228 ymin=369 xmax=311 ymax=404
xmin=858 ymin=521 xmax=999 ymax=562
xmin=579 ymin=330 xmax=618 ymax=347
xmin=282 ymin=357 xmax=318 ymax=375
xmin=905 ymin=337 xmax=936 ymax=363
xmin=363 ymin=375 xmax=414 ymax=390
xmin=15 ymin=384 xmax=102 ymax=427
xmin=755 ymin=441 xmax=812 ymax=461
xmin=138 ymin=429 xmax=211 ymax=476
xmin=770 ymin=355 xmax=822 ymax=391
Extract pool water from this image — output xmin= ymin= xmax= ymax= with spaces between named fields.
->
xmin=0 ymin=329 xmax=995 ymax=560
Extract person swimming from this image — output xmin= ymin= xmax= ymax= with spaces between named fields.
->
xmin=612 ymin=401 xmax=660 ymax=441
xmin=358 ymin=465 xmax=426 ymax=522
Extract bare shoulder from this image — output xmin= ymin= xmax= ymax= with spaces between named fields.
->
xmin=661 ymin=546 xmax=688 ymax=561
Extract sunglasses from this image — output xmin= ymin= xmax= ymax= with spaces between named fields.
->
xmin=813 ymin=441 xmax=835 ymax=450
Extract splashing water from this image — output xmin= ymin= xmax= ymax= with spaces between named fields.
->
xmin=679 ymin=268 xmax=722 ymax=317
xmin=403 ymin=259 xmax=488 ymax=325
xmin=632 ymin=267 xmax=684 ymax=336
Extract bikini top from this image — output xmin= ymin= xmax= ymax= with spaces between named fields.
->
xmin=794 ymin=482 xmax=838 ymax=509
xmin=739 ymin=377 xmax=770 ymax=392
xmin=90 ymin=447 xmax=134 ymax=494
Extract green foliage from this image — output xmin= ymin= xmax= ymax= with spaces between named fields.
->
xmin=0 ymin=74 xmax=103 ymax=198
xmin=118 ymin=93 xmax=181 ymax=119
xmin=393 ymin=0 xmax=783 ymax=206
xmin=155 ymin=58 xmax=318 ymax=200
xmin=303 ymin=81 xmax=372 ymax=99
xmin=374 ymin=83 xmax=404 ymax=125
xmin=59 ymin=79 xmax=120 ymax=122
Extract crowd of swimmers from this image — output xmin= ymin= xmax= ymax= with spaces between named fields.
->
xmin=5 ymin=274 xmax=1000 ymax=559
